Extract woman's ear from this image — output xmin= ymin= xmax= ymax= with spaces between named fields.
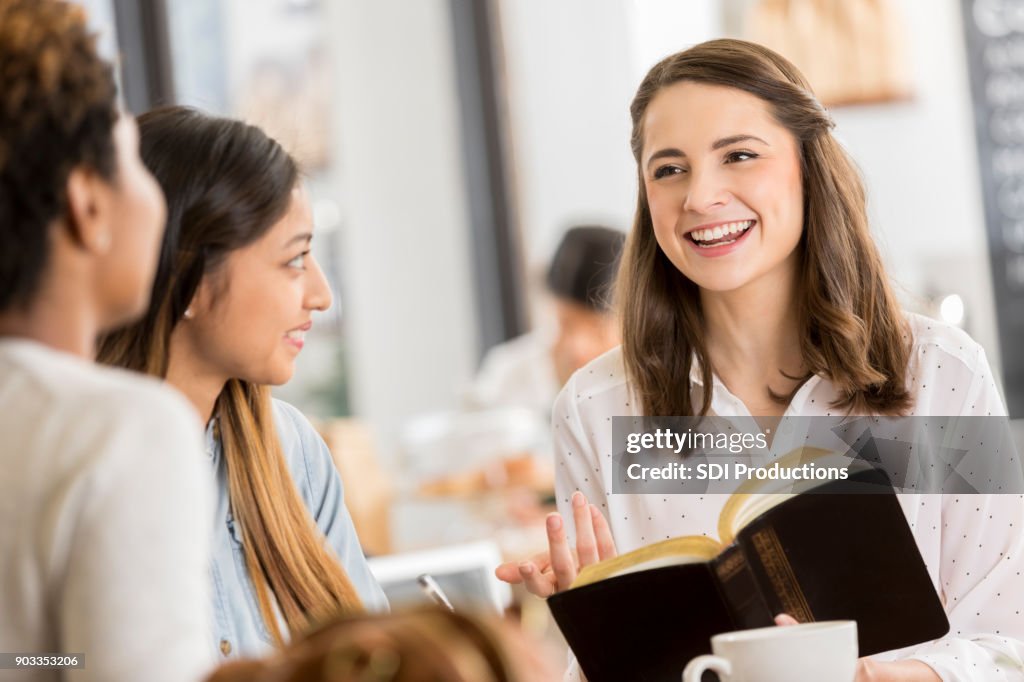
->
xmin=185 ymin=273 xmax=216 ymax=319
xmin=64 ymin=166 xmax=113 ymax=255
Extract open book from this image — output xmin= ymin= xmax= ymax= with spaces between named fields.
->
xmin=546 ymin=460 xmax=949 ymax=682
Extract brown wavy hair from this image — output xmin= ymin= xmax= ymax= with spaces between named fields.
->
xmin=0 ymin=0 xmax=117 ymax=312
xmin=619 ymin=39 xmax=911 ymax=417
xmin=98 ymin=106 xmax=363 ymax=644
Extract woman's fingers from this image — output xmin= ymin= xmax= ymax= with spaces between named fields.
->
xmin=495 ymin=561 xmax=524 ymax=584
xmin=572 ymin=492 xmax=599 ymax=566
xmin=546 ymin=513 xmax=578 ymax=591
xmin=774 ymin=613 xmax=800 ymax=626
xmin=496 ymin=501 xmax=616 ymax=597
xmin=517 ymin=560 xmax=556 ymax=598
xmin=496 ymin=549 xmax=551 ymax=585
xmin=590 ymin=504 xmax=617 ymax=560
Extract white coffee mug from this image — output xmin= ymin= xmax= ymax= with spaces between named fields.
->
xmin=682 ymin=620 xmax=858 ymax=682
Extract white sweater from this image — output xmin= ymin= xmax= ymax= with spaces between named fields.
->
xmin=0 ymin=339 xmax=215 ymax=682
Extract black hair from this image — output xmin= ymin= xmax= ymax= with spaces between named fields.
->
xmin=546 ymin=225 xmax=626 ymax=311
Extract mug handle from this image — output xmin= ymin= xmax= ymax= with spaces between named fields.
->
xmin=683 ymin=654 xmax=732 ymax=682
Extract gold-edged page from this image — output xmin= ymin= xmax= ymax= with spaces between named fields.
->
xmin=717 ymin=446 xmax=843 ymax=545
xmin=571 ymin=535 xmax=723 ymax=589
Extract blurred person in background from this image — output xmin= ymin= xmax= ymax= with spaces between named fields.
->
xmin=467 ymin=225 xmax=625 ymax=418
xmin=434 ymin=226 xmax=624 ymax=504
xmin=205 ymin=607 xmax=560 ymax=682
xmin=98 ymin=106 xmax=386 ymax=660
xmin=0 ymin=1 xmax=213 ymax=680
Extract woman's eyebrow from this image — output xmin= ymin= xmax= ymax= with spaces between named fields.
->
xmin=645 ymin=134 xmax=770 ymax=170
xmin=711 ymin=134 xmax=769 ymax=150
xmin=645 ymin=147 xmax=685 ymax=170
xmin=284 ymin=232 xmax=313 ymax=248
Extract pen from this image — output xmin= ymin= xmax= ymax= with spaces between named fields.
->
xmin=417 ymin=573 xmax=455 ymax=612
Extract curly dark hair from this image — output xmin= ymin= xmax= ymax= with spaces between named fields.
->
xmin=0 ymin=0 xmax=119 ymax=312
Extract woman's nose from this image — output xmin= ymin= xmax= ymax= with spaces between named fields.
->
xmin=304 ymin=255 xmax=333 ymax=312
xmin=682 ymin=167 xmax=730 ymax=214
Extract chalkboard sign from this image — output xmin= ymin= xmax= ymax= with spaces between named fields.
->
xmin=961 ymin=0 xmax=1024 ymax=416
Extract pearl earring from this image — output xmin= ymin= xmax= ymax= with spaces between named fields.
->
xmin=183 ymin=308 xmax=194 ymax=320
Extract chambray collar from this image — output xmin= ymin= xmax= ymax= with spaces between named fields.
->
xmin=204 ymin=416 xmax=220 ymax=462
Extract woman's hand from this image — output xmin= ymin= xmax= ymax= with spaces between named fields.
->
xmin=495 ymin=491 xmax=616 ymax=597
xmin=773 ymin=615 xmax=940 ymax=682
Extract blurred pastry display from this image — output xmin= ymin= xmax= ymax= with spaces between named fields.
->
xmin=418 ymin=453 xmax=554 ymax=499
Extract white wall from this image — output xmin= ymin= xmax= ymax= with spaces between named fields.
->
xmin=626 ymin=0 xmax=722 ymax=85
xmin=77 ymin=0 xmax=119 ymax=62
xmin=497 ymin=1 xmax=719 ymax=268
xmin=826 ymin=0 xmax=1000 ymax=372
xmin=328 ymin=0 xmax=479 ymax=457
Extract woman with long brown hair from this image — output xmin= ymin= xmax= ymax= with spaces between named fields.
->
xmin=99 ymin=106 xmax=386 ymax=659
xmin=498 ymin=39 xmax=1024 ymax=680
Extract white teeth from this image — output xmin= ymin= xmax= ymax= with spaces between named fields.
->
xmin=697 ymin=237 xmax=737 ymax=248
xmin=689 ymin=220 xmax=754 ymax=243
xmin=286 ymin=330 xmax=305 ymax=341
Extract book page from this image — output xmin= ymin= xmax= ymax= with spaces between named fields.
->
xmin=718 ymin=446 xmax=839 ymax=544
xmin=571 ymin=535 xmax=722 ymax=588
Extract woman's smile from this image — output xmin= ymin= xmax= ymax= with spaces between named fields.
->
xmin=284 ymin=321 xmax=311 ymax=351
xmin=643 ymin=81 xmax=804 ymax=293
xmin=684 ymin=218 xmax=757 ymax=257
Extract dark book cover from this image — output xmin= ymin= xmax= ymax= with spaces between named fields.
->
xmin=547 ymin=469 xmax=949 ymax=682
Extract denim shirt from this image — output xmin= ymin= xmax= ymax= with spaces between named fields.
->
xmin=206 ymin=399 xmax=388 ymax=659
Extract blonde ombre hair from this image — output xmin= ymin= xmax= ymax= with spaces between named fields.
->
xmin=205 ymin=608 xmax=554 ymax=682
xmin=98 ymin=106 xmax=363 ymax=644
xmin=619 ymin=39 xmax=912 ymax=416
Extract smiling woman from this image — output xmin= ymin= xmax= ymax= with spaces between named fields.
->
xmin=643 ymin=83 xmax=803 ymax=290
xmin=98 ymin=106 xmax=387 ymax=658
xmin=497 ymin=39 xmax=1024 ymax=682
xmin=170 ymin=180 xmax=327 ymax=389
xmin=622 ymin=43 xmax=911 ymax=419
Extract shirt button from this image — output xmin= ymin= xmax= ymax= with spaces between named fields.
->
xmin=219 ymin=639 xmax=232 ymax=656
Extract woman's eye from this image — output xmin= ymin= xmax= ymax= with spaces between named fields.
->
xmin=654 ymin=165 xmax=685 ymax=179
xmin=725 ymin=150 xmax=758 ymax=163
xmin=287 ymin=251 xmax=309 ymax=269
